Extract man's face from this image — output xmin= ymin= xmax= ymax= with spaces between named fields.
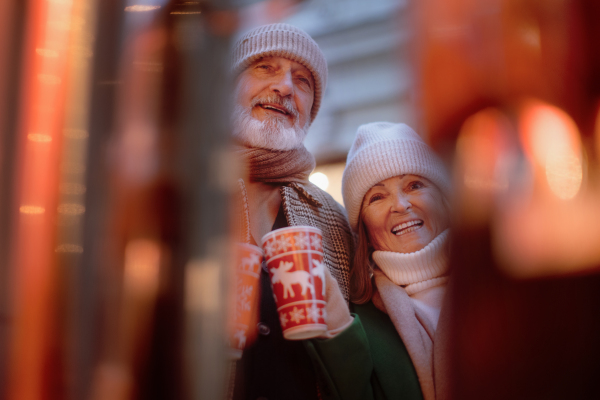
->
xmin=232 ymin=56 xmax=315 ymax=150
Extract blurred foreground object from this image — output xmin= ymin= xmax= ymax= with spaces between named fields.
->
xmin=0 ymin=0 xmax=246 ymax=399
xmin=415 ymin=0 xmax=600 ymax=398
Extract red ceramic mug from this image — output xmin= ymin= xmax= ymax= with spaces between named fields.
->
xmin=262 ymin=226 xmax=327 ymax=340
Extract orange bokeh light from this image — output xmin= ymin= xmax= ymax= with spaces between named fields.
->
xmin=519 ymin=100 xmax=583 ymax=200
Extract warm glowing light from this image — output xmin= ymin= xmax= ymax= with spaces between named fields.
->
xmin=63 ymin=129 xmax=89 ymax=139
xmin=72 ymin=46 xmax=93 ymax=58
xmin=520 ymin=101 xmax=583 ymax=200
xmin=37 ymin=74 xmax=61 ymax=85
xmin=520 ymin=24 xmax=541 ymax=49
xmin=60 ymin=183 xmax=86 ymax=195
xmin=594 ymin=104 xmax=600 ymax=160
xmin=27 ymin=133 xmax=52 ymax=142
xmin=61 ymin=162 xmax=86 ymax=174
xmin=309 ymin=172 xmax=329 ymax=190
xmin=35 ymin=48 xmax=59 ymax=58
xmin=309 ymin=163 xmax=345 ymax=205
xmin=57 ymin=203 xmax=85 ymax=215
xmin=186 ymin=260 xmax=220 ymax=312
xmin=456 ymin=108 xmax=512 ymax=194
xmin=124 ymin=5 xmax=161 ymax=12
xmin=463 ymin=176 xmax=508 ymax=192
xmin=124 ymin=240 xmax=161 ymax=296
xmin=545 ymin=153 xmax=582 ymax=200
xmin=48 ymin=21 xmax=72 ymax=31
xmin=170 ymin=11 xmax=202 ymax=14
xmin=55 ymin=244 xmax=83 ymax=253
xmin=20 ymin=205 xmax=45 ymax=214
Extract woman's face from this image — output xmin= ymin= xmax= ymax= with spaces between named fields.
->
xmin=361 ymin=175 xmax=449 ymax=254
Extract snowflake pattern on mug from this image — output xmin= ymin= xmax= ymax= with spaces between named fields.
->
xmin=235 ymin=279 xmax=254 ymax=319
xmin=310 ymin=233 xmax=322 ymax=251
xmin=293 ymin=232 xmax=310 ymax=249
xmin=264 ymin=239 xmax=277 ymax=258
xmin=280 ymin=312 xmax=289 ymax=328
xmin=289 ymin=306 xmax=306 ymax=324
xmin=307 ymin=304 xmax=321 ymax=322
xmin=276 ymin=235 xmax=294 ymax=252
xmin=320 ymin=307 xmax=327 ymax=321
xmin=277 ymin=304 xmax=326 ymax=329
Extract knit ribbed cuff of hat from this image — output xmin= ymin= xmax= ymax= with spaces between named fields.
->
xmin=372 ymin=230 xmax=450 ymax=286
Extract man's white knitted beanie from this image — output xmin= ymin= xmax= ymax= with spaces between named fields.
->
xmin=231 ymin=23 xmax=327 ymax=123
xmin=342 ymin=122 xmax=451 ymax=232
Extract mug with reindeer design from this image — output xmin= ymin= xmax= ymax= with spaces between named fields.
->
xmin=262 ymin=226 xmax=327 ymax=340
xmin=227 ymin=243 xmax=263 ymax=358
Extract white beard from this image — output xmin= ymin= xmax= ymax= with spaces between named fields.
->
xmin=231 ymin=104 xmax=309 ymax=151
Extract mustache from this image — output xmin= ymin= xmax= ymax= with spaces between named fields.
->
xmin=250 ymin=94 xmax=300 ymax=120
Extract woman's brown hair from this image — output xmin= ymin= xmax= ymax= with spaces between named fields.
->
xmin=349 ymin=219 xmax=375 ymax=304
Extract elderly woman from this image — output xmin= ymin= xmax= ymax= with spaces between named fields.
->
xmin=306 ymin=122 xmax=452 ymax=400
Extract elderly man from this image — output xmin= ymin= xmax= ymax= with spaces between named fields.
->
xmin=230 ymin=23 xmax=354 ymax=399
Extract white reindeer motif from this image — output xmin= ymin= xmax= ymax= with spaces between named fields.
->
xmin=234 ymin=329 xmax=246 ymax=348
xmin=311 ymin=259 xmax=326 ymax=296
xmin=271 ymin=261 xmax=315 ymax=299
xmin=240 ymin=253 xmax=261 ymax=273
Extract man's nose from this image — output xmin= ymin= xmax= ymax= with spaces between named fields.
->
xmin=270 ymin=70 xmax=293 ymax=97
xmin=390 ymin=193 xmax=412 ymax=213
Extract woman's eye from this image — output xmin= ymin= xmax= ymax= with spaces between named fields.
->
xmin=408 ymin=181 xmax=424 ymax=190
xmin=368 ymin=194 xmax=383 ymax=204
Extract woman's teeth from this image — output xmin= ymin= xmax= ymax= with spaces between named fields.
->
xmin=392 ymin=220 xmax=423 ymax=235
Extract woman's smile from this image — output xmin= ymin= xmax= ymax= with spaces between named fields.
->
xmin=391 ymin=219 xmax=424 ymax=236
xmin=361 ymin=175 xmax=449 ymax=254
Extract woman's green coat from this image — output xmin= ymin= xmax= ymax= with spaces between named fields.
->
xmin=304 ymin=301 xmax=424 ymax=400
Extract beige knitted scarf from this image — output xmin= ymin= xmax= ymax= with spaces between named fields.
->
xmin=234 ymin=145 xmax=316 ymax=184
xmin=371 ymin=246 xmax=453 ymax=400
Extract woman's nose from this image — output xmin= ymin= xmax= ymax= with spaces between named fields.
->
xmin=270 ymin=70 xmax=293 ymax=97
xmin=391 ymin=194 xmax=412 ymax=212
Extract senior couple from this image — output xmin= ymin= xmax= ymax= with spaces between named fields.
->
xmin=230 ymin=23 xmax=452 ymax=400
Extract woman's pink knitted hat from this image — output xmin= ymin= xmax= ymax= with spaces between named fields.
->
xmin=342 ymin=122 xmax=451 ymax=232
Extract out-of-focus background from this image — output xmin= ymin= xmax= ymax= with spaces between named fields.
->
xmin=240 ymin=0 xmax=414 ymax=205
xmin=1 ymin=0 xmax=600 ymax=399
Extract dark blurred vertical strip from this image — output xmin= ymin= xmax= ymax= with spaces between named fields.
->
xmin=75 ymin=1 xmax=238 ymax=399
xmin=56 ymin=0 xmax=104 ymax=399
xmin=0 ymin=0 xmax=27 ymax=396
xmin=78 ymin=0 xmax=126 ymax=396
xmin=79 ymin=1 xmax=182 ymax=398
xmin=173 ymin=2 xmax=238 ymax=399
